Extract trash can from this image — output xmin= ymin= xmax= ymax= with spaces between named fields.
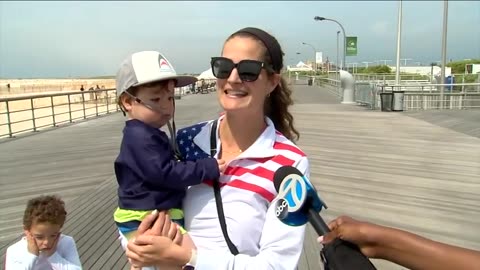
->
xmin=380 ymin=92 xmax=393 ymax=112
xmin=392 ymin=91 xmax=405 ymax=111
xmin=308 ymin=78 xmax=313 ymax=86
xmin=445 ymin=75 xmax=454 ymax=92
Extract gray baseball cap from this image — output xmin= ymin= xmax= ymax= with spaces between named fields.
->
xmin=115 ymin=51 xmax=197 ymax=96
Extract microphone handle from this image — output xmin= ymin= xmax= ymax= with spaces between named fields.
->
xmin=307 ymin=207 xmax=331 ymax=235
xmin=322 ymin=238 xmax=377 ymax=270
xmin=307 ymin=208 xmax=377 ymax=270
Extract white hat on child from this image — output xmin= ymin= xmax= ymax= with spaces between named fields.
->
xmin=116 ymin=51 xmax=197 ymax=96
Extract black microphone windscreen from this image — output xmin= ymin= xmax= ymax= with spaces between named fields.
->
xmin=273 ymin=166 xmax=304 ymax=192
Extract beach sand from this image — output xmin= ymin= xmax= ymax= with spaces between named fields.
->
xmin=0 ymin=81 xmax=118 ymax=138
xmin=0 ymin=78 xmax=115 ymax=97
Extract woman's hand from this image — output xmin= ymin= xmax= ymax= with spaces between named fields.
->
xmin=137 ymin=210 xmax=183 ymax=245
xmin=126 ymin=234 xmax=190 ymax=268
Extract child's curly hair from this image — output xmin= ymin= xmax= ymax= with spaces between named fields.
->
xmin=23 ymin=195 xmax=67 ymax=229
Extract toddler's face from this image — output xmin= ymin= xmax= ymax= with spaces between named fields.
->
xmin=127 ymin=80 xmax=176 ymax=128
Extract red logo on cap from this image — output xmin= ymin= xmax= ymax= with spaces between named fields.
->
xmin=160 ymin=59 xmax=170 ymax=68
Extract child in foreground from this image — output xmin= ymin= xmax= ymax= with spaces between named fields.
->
xmin=113 ymin=50 xmax=225 ymax=270
xmin=5 ymin=195 xmax=82 ymax=269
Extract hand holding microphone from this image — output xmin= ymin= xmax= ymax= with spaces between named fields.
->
xmin=273 ymin=166 xmax=377 ymax=270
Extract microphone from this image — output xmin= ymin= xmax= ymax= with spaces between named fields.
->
xmin=273 ymin=166 xmax=329 ymax=234
xmin=273 ymin=166 xmax=377 ymax=270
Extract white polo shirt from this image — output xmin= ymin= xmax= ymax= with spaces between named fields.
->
xmin=178 ymin=116 xmax=310 ymax=270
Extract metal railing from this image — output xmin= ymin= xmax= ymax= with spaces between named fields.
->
xmin=378 ymin=83 xmax=480 ymax=111
xmin=327 ymin=73 xmax=430 ymax=82
xmin=353 ymin=73 xmax=430 ymax=82
xmin=354 ymin=82 xmax=378 ymax=109
xmin=0 ymin=89 xmax=119 ymax=138
xmin=318 ymin=78 xmax=480 ymax=111
xmin=354 ymin=83 xmax=480 ymax=111
xmin=317 ymin=77 xmax=342 ymax=98
xmin=0 ymin=86 xmax=199 ymax=139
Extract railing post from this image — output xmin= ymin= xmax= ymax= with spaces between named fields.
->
xmin=82 ymin=92 xmax=86 ymax=119
xmin=30 ymin=98 xmax=37 ymax=132
xmin=106 ymin=90 xmax=110 ymax=113
xmin=68 ymin=94 xmax=72 ymax=123
xmin=50 ymin=96 xmax=56 ymax=127
xmin=95 ymin=91 xmax=99 ymax=116
xmin=421 ymin=86 xmax=424 ymax=110
xmin=6 ymin=101 xmax=13 ymax=138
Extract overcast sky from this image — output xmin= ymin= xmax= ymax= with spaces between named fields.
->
xmin=1 ymin=1 xmax=479 ymax=78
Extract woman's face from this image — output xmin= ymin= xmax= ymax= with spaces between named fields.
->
xmin=216 ymin=36 xmax=278 ymax=115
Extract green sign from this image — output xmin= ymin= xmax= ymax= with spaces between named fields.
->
xmin=346 ymin=36 xmax=358 ymax=56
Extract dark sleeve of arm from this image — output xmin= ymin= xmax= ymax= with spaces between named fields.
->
xmin=125 ymin=128 xmax=220 ymax=190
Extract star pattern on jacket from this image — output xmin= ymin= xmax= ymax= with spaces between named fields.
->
xmin=176 ymin=122 xmax=210 ymax=161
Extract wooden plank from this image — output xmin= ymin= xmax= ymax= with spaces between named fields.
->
xmin=405 ymin=109 xmax=480 ymax=138
xmin=300 ymin=225 xmax=323 ymax=270
xmin=0 ymin=91 xmax=223 ymax=268
xmin=1 ymin=86 xmax=479 ymax=270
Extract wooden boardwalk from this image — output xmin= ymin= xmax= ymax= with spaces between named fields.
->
xmin=1 ymin=84 xmax=479 ymax=269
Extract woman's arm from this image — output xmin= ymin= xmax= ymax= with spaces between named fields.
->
xmin=127 ymin=206 xmax=305 ymax=270
xmin=321 ymin=216 xmax=480 ymax=270
xmin=127 ymin=157 xmax=311 ymax=270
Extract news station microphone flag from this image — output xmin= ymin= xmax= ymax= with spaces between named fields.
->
xmin=273 ymin=166 xmax=377 ymax=270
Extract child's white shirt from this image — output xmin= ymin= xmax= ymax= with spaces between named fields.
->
xmin=5 ymin=234 xmax=82 ymax=270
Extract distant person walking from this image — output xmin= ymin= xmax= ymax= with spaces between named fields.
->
xmin=88 ymin=86 xmax=94 ymax=101
xmin=95 ymin=85 xmax=101 ymax=100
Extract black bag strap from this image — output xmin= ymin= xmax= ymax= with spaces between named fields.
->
xmin=210 ymin=119 xmax=239 ymax=255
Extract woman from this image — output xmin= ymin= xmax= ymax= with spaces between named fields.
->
xmin=126 ymin=27 xmax=311 ymax=270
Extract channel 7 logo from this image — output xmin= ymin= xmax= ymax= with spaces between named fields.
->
xmin=275 ymin=173 xmax=307 ymax=221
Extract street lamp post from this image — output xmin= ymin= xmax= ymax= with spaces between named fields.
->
xmin=336 ymin=31 xmax=341 ymax=84
xmin=440 ymin=0 xmax=449 ymax=109
xmin=395 ymin=0 xmax=403 ymax=85
xmin=292 ymin=52 xmax=301 ymax=81
xmin=314 ymin=16 xmax=347 ymax=71
xmin=302 ymin=42 xmax=317 ymax=73
xmin=315 ymin=16 xmax=356 ymax=104
xmin=336 ymin=31 xmax=340 ymax=71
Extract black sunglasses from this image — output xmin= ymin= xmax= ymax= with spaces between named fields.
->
xmin=211 ymin=57 xmax=274 ymax=82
